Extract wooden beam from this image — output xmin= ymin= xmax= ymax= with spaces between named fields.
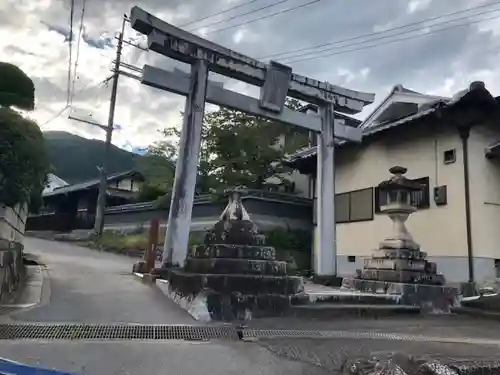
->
xmin=142 ymin=65 xmax=362 ymax=141
xmin=130 ymin=6 xmax=375 ymax=113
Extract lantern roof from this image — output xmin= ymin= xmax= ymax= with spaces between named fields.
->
xmin=378 ymin=166 xmax=424 ymax=191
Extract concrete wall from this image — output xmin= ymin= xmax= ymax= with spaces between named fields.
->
xmin=0 ymin=203 xmax=27 ymax=301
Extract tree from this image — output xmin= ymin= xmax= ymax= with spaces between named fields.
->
xmin=134 ymin=128 xmax=177 ymax=202
xmin=147 ymin=98 xmax=309 ymax=193
xmin=0 ymin=108 xmax=48 ymax=210
xmin=0 ymin=62 xmax=35 ymax=110
xmin=0 ymin=62 xmax=48 ymax=212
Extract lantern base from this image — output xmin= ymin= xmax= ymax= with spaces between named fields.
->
xmin=341 ymin=277 xmax=458 ymax=313
xmin=357 ymin=268 xmax=445 ymax=285
xmin=379 ymin=238 xmax=420 ymax=251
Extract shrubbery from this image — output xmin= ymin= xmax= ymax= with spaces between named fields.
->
xmin=0 ymin=107 xmax=49 ymax=212
xmin=0 ymin=62 xmax=48 ymax=212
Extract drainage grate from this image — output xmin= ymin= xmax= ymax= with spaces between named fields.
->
xmin=0 ymin=324 xmax=239 ymax=341
xmin=242 ymin=329 xmax=500 ymax=346
xmin=1 ymin=325 xmax=498 ymax=345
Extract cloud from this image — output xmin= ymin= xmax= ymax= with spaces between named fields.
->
xmin=1 ymin=0 xmax=500 ymax=152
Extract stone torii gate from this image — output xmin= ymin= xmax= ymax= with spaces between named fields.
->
xmin=129 ymin=6 xmax=375 ymax=276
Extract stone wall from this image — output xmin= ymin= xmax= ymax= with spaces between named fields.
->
xmin=0 ymin=203 xmax=27 ymax=302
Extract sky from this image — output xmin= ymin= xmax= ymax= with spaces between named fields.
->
xmin=1 ymin=0 xmax=500 ymax=153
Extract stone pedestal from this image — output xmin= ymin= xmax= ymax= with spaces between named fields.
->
xmin=153 ymin=189 xmax=304 ymax=321
xmin=342 ymin=167 xmax=458 ymax=312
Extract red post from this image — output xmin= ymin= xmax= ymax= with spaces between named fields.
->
xmin=145 ymin=219 xmax=159 ymax=272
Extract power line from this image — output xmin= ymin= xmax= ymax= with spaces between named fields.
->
xmin=287 ymin=11 xmax=500 ymax=64
xmin=281 ymin=4 xmax=500 ymax=63
xmin=205 ymin=0 xmax=322 ymax=35
xmin=40 ymin=106 xmax=70 ymax=127
xmin=259 ymin=0 xmax=500 ymax=60
xmin=66 ymin=0 xmax=75 ymax=105
xmin=180 ymin=0 xmax=262 ymax=27
xmin=70 ymin=0 xmax=87 ymax=104
xmin=41 ymin=75 xmax=113 ymax=127
xmin=187 ymin=0 xmax=292 ymax=31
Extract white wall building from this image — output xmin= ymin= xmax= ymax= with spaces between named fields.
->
xmin=287 ymin=82 xmax=500 ymax=284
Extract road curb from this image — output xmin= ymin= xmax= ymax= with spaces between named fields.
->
xmin=1 ymin=265 xmax=44 ymax=311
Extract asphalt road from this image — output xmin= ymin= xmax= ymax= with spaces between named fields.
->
xmin=0 ymin=238 xmax=327 ymax=375
xmin=1 ymin=238 xmax=500 ymax=375
xmin=10 ymin=237 xmax=192 ymax=324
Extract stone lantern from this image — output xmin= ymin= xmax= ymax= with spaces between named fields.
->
xmin=377 ymin=165 xmax=422 ymax=253
xmin=359 ymin=166 xmax=445 ymax=285
xmin=340 ymin=166 xmax=457 ymax=312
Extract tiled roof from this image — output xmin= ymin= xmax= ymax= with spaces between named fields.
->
xmin=286 ymin=81 xmax=497 ymax=164
xmin=43 ymin=170 xmax=144 ymax=197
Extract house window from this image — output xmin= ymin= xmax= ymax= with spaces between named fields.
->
xmin=375 ymin=176 xmax=430 ymax=213
xmin=443 ymin=149 xmax=456 ymax=164
xmin=336 ymin=187 xmax=374 ymax=223
xmin=347 ymin=255 xmax=356 ymax=263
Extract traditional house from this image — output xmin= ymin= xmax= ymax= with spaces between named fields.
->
xmin=27 ymin=170 xmax=145 ymax=231
xmin=286 ymin=82 xmax=500 ymax=283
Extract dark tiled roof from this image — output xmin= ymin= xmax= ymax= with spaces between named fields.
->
xmin=287 ymin=81 xmax=497 ymax=164
xmin=43 ymin=170 xmax=144 ymax=197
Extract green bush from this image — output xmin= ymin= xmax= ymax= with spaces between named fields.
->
xmin=136 ymin=183 xmax=167 ymax=202
xmin=265 ymin=228 xmax=311 ymax=253
xmin=93 ymin=232 xmax=148 ymax=253
xmin=0 ymin=107 xmax=49 ymax=211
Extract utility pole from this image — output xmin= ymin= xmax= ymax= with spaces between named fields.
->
xmin=93 ymin=15 xmax=126 ymax=236
xmin=69 ymin=15 xmax=127 ymax=237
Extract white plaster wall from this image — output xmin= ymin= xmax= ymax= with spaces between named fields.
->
xmin=468 ymin=123 xmax=500 ymax=261
xmin=115 ymin=178 xmax=142 ymax=192
xmin=312 ymin=123 xmax=467 ymax=261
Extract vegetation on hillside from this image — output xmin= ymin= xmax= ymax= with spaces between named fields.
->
xmin=44 ymin=131 xmax=140 ymax=183
xmin=0 ymin=62 xmax=49 ymax=212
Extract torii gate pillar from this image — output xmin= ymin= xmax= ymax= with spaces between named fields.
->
xmin=317 ymin=103 xmax=336 ymax=275
xmin=163 ymin=60 xmax=208 ymax=267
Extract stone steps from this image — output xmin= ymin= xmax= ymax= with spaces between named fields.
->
xmin=293 ymin=290 xmax=403 ymax=306
xmin=290 ymin=303 xmax=421 ymax=319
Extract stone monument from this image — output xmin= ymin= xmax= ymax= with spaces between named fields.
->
xmin=342 ymin=166 xmax=457 ymax=311
xmin=154 ymin=188 xmax=304 ymax=321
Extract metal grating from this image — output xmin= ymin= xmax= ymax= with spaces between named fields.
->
xmin=242 ymin=329 xmax=500 ymax=346
xmin=1 ymin=325 xmax=499 ymax=346
xmin=0 ymin=324 xmax=239 ymax=341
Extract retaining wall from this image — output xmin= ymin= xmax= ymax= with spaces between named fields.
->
xmin=0 ymin=203 xmax=27 ymax=301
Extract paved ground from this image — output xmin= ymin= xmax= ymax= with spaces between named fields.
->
xmin=0 ymin=238 xmax=326 ymax=375
xmin=1 ymin=238 xmax=500 ymax=375
xmin=8 ymin=237 xmax=192 ymax=325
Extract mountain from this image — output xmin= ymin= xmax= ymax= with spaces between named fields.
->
xmin=43 ymin=131 xmax=140 ymax=184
